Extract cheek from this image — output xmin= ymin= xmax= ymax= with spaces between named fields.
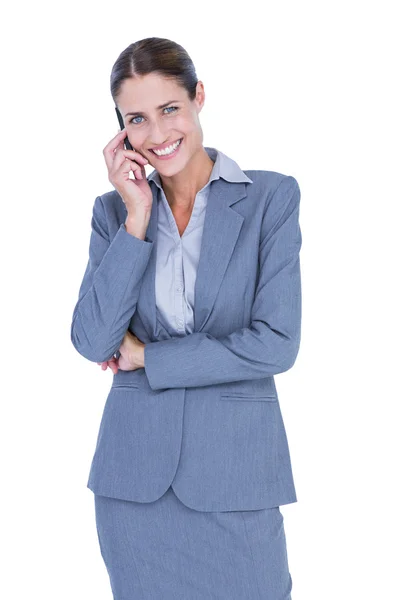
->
xmin=130 ymin=132 xmax=147 ymax=147
xmin=176 ymin=116 xmax=198 ymax=134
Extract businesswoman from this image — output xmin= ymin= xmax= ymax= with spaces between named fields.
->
xmin=71 ymin=36 xmax=302 ymax=599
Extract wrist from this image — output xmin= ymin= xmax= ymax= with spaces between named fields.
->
xmin=124 ymin=215 xmax=150 ymax=240
xmin=130 ymin=344 xmax=145 ymax=369
xmin=140 ymin=345 xmax=145 ymax=368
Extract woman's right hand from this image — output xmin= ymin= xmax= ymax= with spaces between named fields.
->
xmin=96 ymin=331 xmax=145 ymax=374
xmin=103 ymin=129 xmax=153 ymax=214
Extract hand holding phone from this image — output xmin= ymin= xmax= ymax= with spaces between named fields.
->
xmin=101 ymin=108 xmax=153 ymax=215
xmin=115 ymin=106 xmax=134 ymax=151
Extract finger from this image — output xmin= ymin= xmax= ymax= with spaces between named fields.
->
xmin=104 ymin=129 xmax=148 ymax=172
xmin=122 ymin=149 xmax=149 ymax=164
xmin=107 ymin=358 xmax=119 ymax=374
xmin=109 ymin=151 xmax=148 ymax=184
xmin=103 ymin=129 xmax=129 ymax=172
xmin=114 ymin=156 xmax=145 ymax=181
xmin=112 ymin=148 xmax=149 ymax=172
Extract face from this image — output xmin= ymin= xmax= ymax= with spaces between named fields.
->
xmin=116 ymin=73 xmax=206 ymax=173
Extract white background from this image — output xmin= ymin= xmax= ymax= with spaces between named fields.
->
xmin=1 ymin=1 xmax=399 ymax=598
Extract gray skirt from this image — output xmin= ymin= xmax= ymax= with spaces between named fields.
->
xmin=94 ymin=485 xmax=293 ymax=600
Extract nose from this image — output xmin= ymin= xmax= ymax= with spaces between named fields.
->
xmin=148 ymin=123 xmax=171 ymax=147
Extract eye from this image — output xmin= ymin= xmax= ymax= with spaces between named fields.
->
xmin=130 ymin=115 xmax=144 ymax=125
xmin=129 ymin=106 xmax=179 ymax=125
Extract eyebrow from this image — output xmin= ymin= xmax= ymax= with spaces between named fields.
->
xmin=125 ymin=100 xmax=181 ymax=118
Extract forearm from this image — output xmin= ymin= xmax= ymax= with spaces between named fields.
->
xmin=70 ymin=197 xmax=154 ymax=363
xmin=144 ymin=309 xmax=300 ymax=391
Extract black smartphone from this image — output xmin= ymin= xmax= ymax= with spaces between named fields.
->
xmin=115 ymin=106 xmax=134 ymax=151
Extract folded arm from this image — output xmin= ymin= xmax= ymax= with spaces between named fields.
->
xmin=144 ymin=175 xmax=302 ymax=390
xmin=70 ymin=196 xmax=154 ymax=362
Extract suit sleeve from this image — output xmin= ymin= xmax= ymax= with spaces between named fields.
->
xmin=70 ymin=195 xmax=154 ymax=362
xmin=144 ymin=175 xmax=302 ymax=390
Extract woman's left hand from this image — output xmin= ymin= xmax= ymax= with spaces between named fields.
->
xmin=97 ymin=330 xmax=145 ymax=374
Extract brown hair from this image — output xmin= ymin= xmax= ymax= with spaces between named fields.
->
xmin=110 ymin=37 xmax=199 ymax=104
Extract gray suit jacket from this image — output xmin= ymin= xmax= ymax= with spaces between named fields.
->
xmin=70 ymin=169 xmax=302 ymax=511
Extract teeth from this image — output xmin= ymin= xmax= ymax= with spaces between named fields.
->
xmin=153 ymin=139 xmax=182 ymax=156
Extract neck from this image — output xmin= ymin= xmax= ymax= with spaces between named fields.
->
xmin=160 ymin=147 xmax=215 ymax=211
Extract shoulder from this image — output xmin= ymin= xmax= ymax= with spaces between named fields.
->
xmin=243 ymin=169 xmax=300 ymax=195
xmin=94 ymin=188 xmax=126 ymax=214
xmin=243 ymin=170 xmax=301 ymax=216
xmin=92 ymin=188 xmax=126 ymax=219
xmin=90 ymin=189 xmax=127 ymax=238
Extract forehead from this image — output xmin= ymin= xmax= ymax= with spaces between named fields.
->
xmin=118 ymin=73 xmax=186 ymax=112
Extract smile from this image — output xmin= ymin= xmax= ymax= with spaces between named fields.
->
xmin=150 ymin=138 xmax=183 ymax=159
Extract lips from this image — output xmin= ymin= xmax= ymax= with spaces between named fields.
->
xmin=147 ymin=139 xmax=184 ymax=162
xmin=149 ymin=138 xmax=183 ymax=154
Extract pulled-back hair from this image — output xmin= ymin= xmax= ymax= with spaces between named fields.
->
xmin=110 ymin=37 xmax=199 ymax=103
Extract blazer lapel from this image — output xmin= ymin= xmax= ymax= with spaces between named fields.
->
xmin=135 ymin=186 xmax=160 ymax=340
xmin=135 ymin=177 xmax=247 ymax=339
xmin=194 ymin=178 xmax=246 ymax=332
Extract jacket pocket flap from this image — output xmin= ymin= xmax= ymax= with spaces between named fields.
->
xmin=220 ymin=392 xmax=277 ymax=401
xmin=111 ymin=382 xmax=140 ymax=390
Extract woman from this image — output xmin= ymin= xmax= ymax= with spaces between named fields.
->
xmin=71 ymin=37 xmax=302 ymax=599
